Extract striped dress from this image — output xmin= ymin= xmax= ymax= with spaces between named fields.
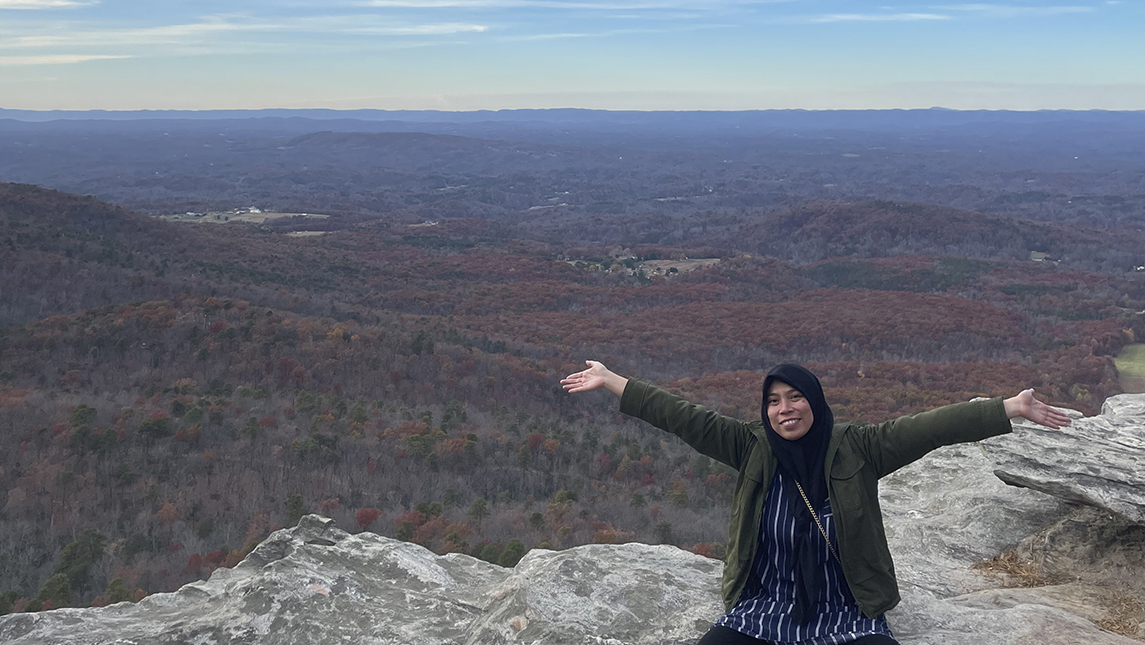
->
xmin=714 ymin=471 xmax=895 ymax=644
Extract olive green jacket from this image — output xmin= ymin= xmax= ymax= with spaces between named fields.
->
xmin=619 ymin=378 xmax=1012 ymax=618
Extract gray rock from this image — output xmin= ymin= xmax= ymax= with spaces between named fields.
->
xmin=463 ymin=543 xmax=723 ymax=645
xmin=879 ymin=442 xmax=1065 ymax=598
xmin=4 ymin=505 xmax=1133 ymax=645
xmin=5 ymin=396 xmax=1144 ymax=645
xmin=0 ymin=515 xmax=509 ymax=645
xmin=952 ymin=583 xmax=1118 ymax=626
xmin=892 ymin=588 xmax=1140 ymax=645
xmin=989 ymin=393 xmax=1145 ymax=524
xmin=0 ymin=516 xmax=722 ymax=645
xmin=871 ymin=437 xmax=1140 ymax=644
xmin=1101 ymin=393 xmax=1145 ymax=418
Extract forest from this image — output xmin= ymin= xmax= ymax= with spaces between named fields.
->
xmin=1 ymin=109 xmax=1144 ymax=615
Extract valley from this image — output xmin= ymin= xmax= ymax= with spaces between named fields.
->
xmin=1 ymin=108 xmax=1143 ymax=618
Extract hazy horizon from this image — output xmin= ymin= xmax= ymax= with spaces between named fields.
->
xmin=1 ymin=0 xmax=1142 ymax=111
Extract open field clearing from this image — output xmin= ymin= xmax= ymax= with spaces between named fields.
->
xmin=160 ymin=211 xmax=330 ymax=224
xmin=639 ymin=258 xmax=723 ymax=275
xmin=1115 ymin=343 xmax=1145 ymax=393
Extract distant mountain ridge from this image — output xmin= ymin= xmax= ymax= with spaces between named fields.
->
xmin=531 ymin=198 xmax=1145 ymax=271
xmin=281 ymin=130 xmax=654 ymax=174
xmin=743 ymin=200 xmax=1142 ymax=266
xmin=0 ymin=182 xmax=200 ymax=324
xmin=4 ymin=106 xmax=1144 ymax=228
xmin=0 ymin=182 xmax=164 ymax=239
xmin=4 ymin=107 xmax=1145 ymax=129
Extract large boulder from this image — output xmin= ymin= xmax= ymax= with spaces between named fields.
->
xmin=988 ymin=393 xmax=1145 ymax=524
xmin=875 ymin=432 xmax=1138 ymax=645
xmin=881 ymin=394 xmax=1145 ymax=645
xmin=880 ymin=441 xmax=1064 ymax=598
xmin=0 ymin=515 xmax=723 ymax=645
xmin=462 ymin=541 xmax=722 ymax=644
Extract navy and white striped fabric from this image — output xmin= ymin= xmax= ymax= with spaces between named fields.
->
xmin=714 ymin=471 xmax=894 ymax=644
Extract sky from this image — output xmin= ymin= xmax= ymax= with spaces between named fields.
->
xmin=0 ymin=0 xmax=1142 ymax=111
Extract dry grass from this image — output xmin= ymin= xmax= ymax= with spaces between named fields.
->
xmin=974 ymin=551 xmax=1144 ymax=641
xmin=1096 ymin=593 xmax=1145 ymax=640
xmin=972 ymin=549 xmax=1051 ymax=588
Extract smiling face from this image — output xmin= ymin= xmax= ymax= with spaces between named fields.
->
xmin=766 ymin=381 xmax=814 ymax=441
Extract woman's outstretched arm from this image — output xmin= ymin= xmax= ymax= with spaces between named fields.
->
xmin=561 ymin=360 xmax=753 ymax=469
xmin=560 ymin=360 xmax=629 ymax=397
xmin=861 ymin=388 xmax=1073 ymax=477
xmin=1003 ymin=389 xmax=1072 ymax=429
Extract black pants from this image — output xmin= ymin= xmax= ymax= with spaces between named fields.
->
xmin=697 ymin=624 xmax=898 ymax=645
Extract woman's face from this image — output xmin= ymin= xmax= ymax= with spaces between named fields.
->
xmin=766 ymin=381 xmax=814 ymax=441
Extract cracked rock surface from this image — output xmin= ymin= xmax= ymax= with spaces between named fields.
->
xmin=3 ymin=396 xmax=1144 ymax=644
xmin=989 ymin=393 xmax=1145 ymax=524
xmin=0 ymin=515 xmax=723 ymax=645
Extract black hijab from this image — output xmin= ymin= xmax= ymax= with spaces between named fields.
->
xmin=760 ymin=363 xmax=835 ymax=624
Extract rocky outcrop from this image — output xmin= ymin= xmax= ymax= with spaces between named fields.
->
xmin=887 ymin=393 xmax=1145 ymax=645
xmin=989 ymin=393 xmax=1145 ymax=524
xmin=3 ymin=395 xmax=1144 ymax=644
xmin=0 ymin=515 xmax=724 ymax=645
xmin=874 ymin=427 xmax=1139 ymax=645
xmin=4 ymin=509 xmax=1135 ymax=645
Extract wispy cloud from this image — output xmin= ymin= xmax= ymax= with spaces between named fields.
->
xmin=807 ymin=12 xmax=949 ymax=22
xmin=357 ymin=0 xmax=790 ymax=9
xmin=296 ymin=16 xmax=488 ymax=35
xmin=938 ymin=4 xmax=1095 ymax=17
xmin=499 ymin=22 xmax=724 ymax=40
xmin=0 ymin=0 xmax=94 ymax=8
xmin=502 ymin=31 xmax=593 ymax=40
xmin=2 ymin=14 xmax=488 ymax=50
xmin=788 ymin=3 xmax=1097 ymax=26
xmin=5 ymin=19 xmax=256 ymax=49
xmin=360 ymin=0 xmax=526 ymax=6
xmin=0 ymin=53 xmax=126 ymax=65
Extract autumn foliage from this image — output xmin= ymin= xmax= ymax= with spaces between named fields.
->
xmin=1 ymin=182 xmax=1142 ymax=614
xmin=355 ymin=508 xmax=381 ymax=531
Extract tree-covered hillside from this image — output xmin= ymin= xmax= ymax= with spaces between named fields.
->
xmin=1 ymin=180 xmax=1142 ymax=614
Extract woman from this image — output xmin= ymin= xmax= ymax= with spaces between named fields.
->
xmin=561 ymin=360 xmax=1070 ymax=645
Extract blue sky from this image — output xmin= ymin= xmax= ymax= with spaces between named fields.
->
xmin=1 ymin=0 xmax=1141 ymax=110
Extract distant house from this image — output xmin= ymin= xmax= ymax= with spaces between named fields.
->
xmin=1029 ymin=251 xmax=1053 ymax=262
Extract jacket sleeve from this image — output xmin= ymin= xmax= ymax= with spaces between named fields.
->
xmin=849 ymin=397 xmax=1012 ymax=478
xmin=619 ymin=378 xmax=755 ymax=470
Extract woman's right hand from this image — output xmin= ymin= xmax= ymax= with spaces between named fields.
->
xmin=1003 ymin=388 xmax=1073 ymax=429
xmin=561 ymin=360 xmax=629 ymax=397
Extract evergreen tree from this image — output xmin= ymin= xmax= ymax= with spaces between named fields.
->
xmin=57 ymin=530 xmax=106 ymax=595
xmin=285 ymin=494 xmax=308 ymax=526
xmin=498 ymin=540 xmax=526 ymax=568
xmin=106 ymin=578 xmax=132 ymax=604
xmin=468 ymin=498 xmax=489 ymax=524
xmin=34 ymin=573 xmax=72 ymax=610
xmin=0 ymin=590 xmax=17 ymax=615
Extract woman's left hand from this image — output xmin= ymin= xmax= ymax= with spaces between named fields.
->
xmin=1003 ymin=389 xmax=1072 ymax=429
